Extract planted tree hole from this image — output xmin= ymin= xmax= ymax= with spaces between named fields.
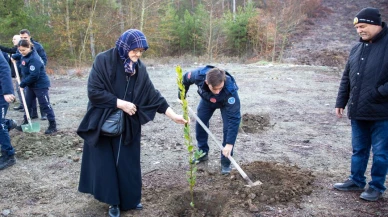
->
xmin=145 ymin=161 xmax=315 ymax=216
xmin=241 ymin=113 xmax=271 ymax=133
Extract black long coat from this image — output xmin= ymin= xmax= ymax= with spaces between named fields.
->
xmin=77 ymin=48 xmax=169 ymax=210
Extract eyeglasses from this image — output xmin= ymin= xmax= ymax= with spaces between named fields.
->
xmin=132 ymin=49 xmax=145 ymax=55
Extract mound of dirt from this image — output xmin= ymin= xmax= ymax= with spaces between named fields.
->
xmin=142 ymin=161 xmax=314 ymax=217
xmin=241 ymin=113 xmax=271 ymax=133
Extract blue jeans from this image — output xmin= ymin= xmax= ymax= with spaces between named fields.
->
xmin=196 ymin=99 xmax=233 ymax=166
xmin=350 ymin=119 xmax=388 ymax=192
xmin=0 ymin=100 xmax=15 ymax=156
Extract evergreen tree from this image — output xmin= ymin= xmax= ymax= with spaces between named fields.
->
xmin=223 ymin=2 xmax=255 ymax=56
xmin=0 ymin=0 xmax=28 ymax=43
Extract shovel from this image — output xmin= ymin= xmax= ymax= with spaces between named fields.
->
xmin=188 ymin=106 xmax=262 ymax=187
xmin=12 ymin=61 xmax=40 ymax=133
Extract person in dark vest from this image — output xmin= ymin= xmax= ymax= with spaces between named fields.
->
xmin=0 ymin=35 xmax=23 ymax=110
xmin=0 ymin=51 xmax=17 ymax=170
xmin=77 ymin=29 xmax=187 ymax=217
xmin=12 ymin=40 xmax=57 ymax=134
xmin=180 ymin=65 xmax=241 ymax=175
xmin=333 ymin=7 xmax=388 ymax=202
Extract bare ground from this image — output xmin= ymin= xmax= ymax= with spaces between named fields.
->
xmin=1 ymin=63 xmax=387 ymax=217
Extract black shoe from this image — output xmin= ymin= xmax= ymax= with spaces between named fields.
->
xmin=45 ymin=120 xmax=57 ymax=134
xmin=31 ymin=115 xmax=38 ymax=119
xmin=15 ymin=125 xmax=23 ymax=132
xmin=333 ymin=179 xmax=364 ymax=191
xmin=191 ymin=154 xmax=208 ymax=164
xmin=0 ymin=154 xmax=16 ymax=170
xmin=108 ymin=205 xmax=120 ymax=217
xmin=136 ymin=203 xmax=143 ymax=210
xmin=13 ymin=105 xmax=23 ymax=110
xmin=360 ymin=187 xmax=383 ymax=201
xmin=5 ymin=119 xmax=17 ymax=131
xmin=15 ymin=120 xmax=28 ymax=132
xmin=221 ymin=164 xmax=232 ymax=175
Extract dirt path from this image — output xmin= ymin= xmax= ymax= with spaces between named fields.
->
xmin=1 ymin=63 xmax=387 ymax=217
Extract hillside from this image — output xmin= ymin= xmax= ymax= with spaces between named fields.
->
xmin=283 ymin=0 xmax=388 ymax=68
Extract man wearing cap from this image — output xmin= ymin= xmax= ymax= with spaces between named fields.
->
xmin=333 ymin=7 xmax=388 ymax=202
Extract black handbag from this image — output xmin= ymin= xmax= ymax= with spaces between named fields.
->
xmin=100 ymin=109 xmax=125 ymax=137
xmin=100 ymin=77 xmax=130 ymax=137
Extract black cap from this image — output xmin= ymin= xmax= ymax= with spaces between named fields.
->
xmin=354 ymin=7 xmax=381 ymax=26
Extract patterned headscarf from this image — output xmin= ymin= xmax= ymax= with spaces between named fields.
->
xmin=115 ymin=29 xmax=149 ymax=75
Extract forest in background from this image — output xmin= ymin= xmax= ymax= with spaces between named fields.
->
xmin=0 ymin=0 xmax=321 ymax=67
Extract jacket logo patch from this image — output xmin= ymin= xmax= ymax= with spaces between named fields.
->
xmin=210 ymin=98 xmax=216 ymax=103
xmin=188 ymin=72 xmax=192 ymax=79
xmin=228 ymin=97 xmax=235 ymax=104
xmin=30 ymin=65 xmax=36 ymax=71
xmin=22 ymin=61 xmax=25 ymax=66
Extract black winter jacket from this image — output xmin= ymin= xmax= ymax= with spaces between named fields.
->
xmin=335 ymin=22 xmax=388 ymax=120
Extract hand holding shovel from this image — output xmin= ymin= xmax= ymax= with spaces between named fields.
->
xmin=187 ymin=106 xmax=262 ymax=187
xmin=11 ymin=60 xmax=40 ymax=133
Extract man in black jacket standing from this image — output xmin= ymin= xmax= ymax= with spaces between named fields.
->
xmin=333 ymin=7 xmax=388 ymax=202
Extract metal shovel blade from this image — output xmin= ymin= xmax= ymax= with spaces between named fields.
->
xmin=21 ymin=122 xmax=40 ymax=133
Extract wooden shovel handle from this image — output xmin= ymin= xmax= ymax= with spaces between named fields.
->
xmin=12 ymin=61 xmax=32 ymax=125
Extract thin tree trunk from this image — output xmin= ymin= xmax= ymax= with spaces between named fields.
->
xmin=140 ymin=0 xmax=145 ymax=31
xmin=140 ymin=0 xmax=160 ymax=32
xmin=90 ymin=32 xmax=96 ymax=59
xmin=207 ymin=6 xmax=213 ymax=60
xmin=79 ymin=0 xmax=98 ymax=64
xmin=272 ymin=18 xmax=277 ymax=62
xmin=232 ymin=0 xmax=236 ymax=20
xmin=66 ymin=0 xmax=74 ymax=57
xmin=118 ymin=0 xmax=124 ymax=33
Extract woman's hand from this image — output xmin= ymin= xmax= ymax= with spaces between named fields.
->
xmin=165 ymin=107 xmax=187 ymax=124
xmin=117 ymin=99 xmax=137 ymax=116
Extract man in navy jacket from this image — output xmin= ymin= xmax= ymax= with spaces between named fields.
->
xmin=0 ymin=52 xmax=17 ymax=170
xmin=334 ymin=7 xmax=388 ymax=202
xmin=181 ymin=65 xmax=241 ymax=174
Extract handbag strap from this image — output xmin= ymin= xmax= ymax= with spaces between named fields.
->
xmin=122 ymin=76 xmax=131 ymax=100
xmin=116 ymin=77 xmax=130 ymax=168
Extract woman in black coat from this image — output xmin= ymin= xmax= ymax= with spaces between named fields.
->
xmin=77 ymin=29 xmax=186 ymax=217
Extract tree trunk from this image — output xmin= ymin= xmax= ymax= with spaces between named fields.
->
xmin=140 ymin=0 xmax=145 ymax=31
xmin=90 ymin=32 xmax=96 ymax=59
xmin=66 ymin=0 xmax=74 ymax=57
xmin=118 ymin=0 xmax=125 ymax=33
xmin=232 ymin=0 xmax=236 ymax=20
xmin=207 ymin=6 xmax=213 ymax=61
xmin=79 ymin=0 xmax=98 ymax=64
xmin=272 ymin=18 xmax=277 ymax=62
